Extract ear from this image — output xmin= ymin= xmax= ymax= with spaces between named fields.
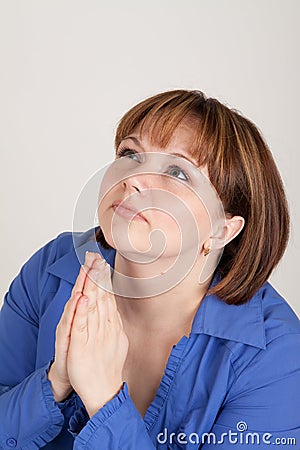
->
xmin=203 ymin=215 xmax=245 ymax=252
xmin=223 ymin=215 xmax=245 ymax=246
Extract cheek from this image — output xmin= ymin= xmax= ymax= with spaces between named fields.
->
xmin=97 ymin=188 xmax=119 ymax=247
xmin=147 ymin=204 xmax=209 ymax=255
xmin=173 ymin=196 xmax=212 ymax=251
xmin=150 ymin=210 xmax=182 ymax=250
xmin=97 ymin=184 xmax=120 ymax=223
xmin=155 ymin=183 xmax=212 ymax=245
xmin=97 ymin=199 xmax=111 ymax=230
xmin=192 ymin=205 xmax=212 ymax=241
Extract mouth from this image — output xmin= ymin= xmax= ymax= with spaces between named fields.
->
xmin=112 ymin=200 xmax=147 ymax=222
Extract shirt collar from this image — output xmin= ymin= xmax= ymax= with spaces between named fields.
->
xmin=46 ymin=228 xmax=117 ymax=285
xmin=47 ymin=229 xmax=266 ymax=350
xmin=191 ymin=273 xmax=266 ymax=349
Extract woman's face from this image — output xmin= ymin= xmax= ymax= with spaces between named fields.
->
xmin=98 ymin=121 xmax=223 ymax=266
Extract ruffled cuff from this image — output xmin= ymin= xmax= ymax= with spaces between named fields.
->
xmin=38 ymin=362 xmax=66 ymax=440
xmin=56 ymin=392 xmax=77 ymax=412
xmin=18 ymin=363 xmax=65 ymax=449
xmin=68 ymin=395 xmax=90 ymax=438
xmin=71 ymin=382 xmax=129 ymax=443
xmin=0 ymin=362 xmax=66 ymax=450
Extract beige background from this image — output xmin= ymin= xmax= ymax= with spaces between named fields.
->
xmin=0 ymin=0 xmax=299 ymax=316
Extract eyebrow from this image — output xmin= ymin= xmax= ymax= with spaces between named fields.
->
xmin=121 ymin=136 xmax=198 ymax=166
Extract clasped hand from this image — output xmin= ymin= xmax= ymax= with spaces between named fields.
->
xmin=48 ymin=252 xmax=129 ymax=418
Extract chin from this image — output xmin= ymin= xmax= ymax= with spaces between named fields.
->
xmin=116 ymin=232 xmax=153 ymax=256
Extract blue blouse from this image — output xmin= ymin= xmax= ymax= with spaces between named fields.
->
xmin=0 ymin=228 xmax=300 ymax=449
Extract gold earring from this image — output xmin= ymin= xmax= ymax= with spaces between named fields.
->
xmin=203 ymin=247 xmax=210 ymax=256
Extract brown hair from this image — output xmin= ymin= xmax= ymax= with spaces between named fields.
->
xmin=96 ymin=89 xmax=290 ymax=305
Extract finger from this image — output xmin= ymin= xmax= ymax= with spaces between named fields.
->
xmin=88 ymin=260 xmax=118 ymax=325
xmin=84 ymin=258 xmax=109 ymax=328
xmin=93 ymin=259 xmax=110 ymax=329
xmin=71 ymin=265 xmax=89 ymax=298
xmin=70 ymin=295 xmax=89 ymax=345
xmin=57 ymin=290 xmax=82 ymax=338
xmin=101 ymin=264 xmax=119 ymax=323
xmin=84 ymin=250 xmax=99 ymax=268
xmin=55 ymin=261 xmax=95 ymax=354
xmin=86 ymin=284 xmax=99 ymax=338
xmin=56 ymin=292 xmax=84 ymax=363
xmin=64 ymin=264 xmax=90 ymax=323
xmin=70 ymin=252 xmax=99 ymax=298
xmin=70 ymin=251 xmax=100 ymax=295
xmin=116 ymin=310 xmax=124 ymax=330
xmin=83 ymin=258 xmax=106 ymax=297
xmin=82 ymin=258 xmax=112 ymax=328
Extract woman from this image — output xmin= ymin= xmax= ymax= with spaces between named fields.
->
xmin=0 ymin=90 xmax=299 ymax=449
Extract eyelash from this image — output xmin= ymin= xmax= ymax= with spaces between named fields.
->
xmin=116 ymin=147 xmax=191 ymax=182
xmin=116 ymin=147 xmax=140 ymax=160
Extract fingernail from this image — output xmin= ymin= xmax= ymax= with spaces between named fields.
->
xmin=85 ymin=251 xmax=95 ymax=267
xmin=85 ymin=251 xmax=90 ymax=265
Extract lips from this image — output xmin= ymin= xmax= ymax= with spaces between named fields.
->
xmin=112 ymin=200 xmax=147 ymax=222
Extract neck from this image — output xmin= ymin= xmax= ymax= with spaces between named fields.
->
xmin=112 ymin=250 xmax=215 ymax=336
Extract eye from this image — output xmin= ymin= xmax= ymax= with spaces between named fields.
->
xmin=116 ymin=147 xmax=141 ymax=162
xmin=166 ymin=165 xmax=190 ymax=181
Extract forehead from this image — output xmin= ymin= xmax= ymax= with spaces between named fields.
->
xmin=122 ymin=120 xmax=199 ymax=153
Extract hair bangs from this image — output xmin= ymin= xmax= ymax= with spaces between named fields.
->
xmin=114 ymin=91 xmax=208 ymax=167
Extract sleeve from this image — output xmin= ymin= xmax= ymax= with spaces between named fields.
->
xmin=202 ymin=333 xmax=300 ymax=449
xmin=71 ymin=383 xmax=156 ymax=449
xmin=0 ymin=239 xmax=72 ymax=449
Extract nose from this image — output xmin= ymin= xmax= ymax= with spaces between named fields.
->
xmin=122 ymin=177 xmax=142 ymax=194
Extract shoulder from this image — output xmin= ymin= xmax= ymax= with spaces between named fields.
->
xmin=6 ymin=227 xmax=112 ymax=320
xmin=23 ymin=227 xmax=103 ymax=274
xmin=230 ymin=282 xmax=300 ymax=392
xmin=14 ymin=227 xmax=110 ymax=298
xmin=221 ymin=284 xmax=300 ymax=430
xmin=260 ymin=281 xmax=300 ymax=344
xmin=19 ymin=229 xmax=79 ymax=283
xmin=212 ymin=280 xmax=300 ymax=382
